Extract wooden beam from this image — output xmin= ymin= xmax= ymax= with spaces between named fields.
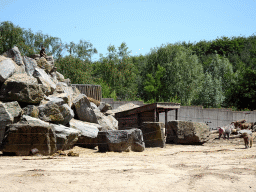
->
xmin=175 ymin=109 xmax=178 ymax=120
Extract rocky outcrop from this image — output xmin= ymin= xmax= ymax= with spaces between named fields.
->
xmin=0 ymin=46 xmax=121 ymax=155
xmin=97 ymin=128 xmax=145 ymax=152
xmin=166 ymin=121 xmax=210 ymax=144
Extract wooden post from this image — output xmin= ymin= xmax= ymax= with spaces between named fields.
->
xmin=153 ymin=108 xmax=157 ymax=122
xmin=175 ymin=109 xmax=178 ymax=120
xmin=165 ymin=109 xmax=168 ymax=136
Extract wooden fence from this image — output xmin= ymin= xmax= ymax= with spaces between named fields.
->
xmin=72 ymin=84 xmax=102 ymax=101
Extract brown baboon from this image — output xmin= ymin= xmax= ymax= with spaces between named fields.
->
xmin=40 ymin=47 xmax=47 ymax=58
xmin=232 ymin=119 xmax=246 ymax=129
xmin=241 ymin=133 xmax=253 ymax=148
xmin=239 ymin=122 xmax=253 ymax=130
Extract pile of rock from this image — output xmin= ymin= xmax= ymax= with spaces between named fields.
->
xmin=0 ymin=46 xmax=124 ymax=156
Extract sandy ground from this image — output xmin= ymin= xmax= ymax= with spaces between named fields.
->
xmin=0 ymin=132 xmax=255 ymax=192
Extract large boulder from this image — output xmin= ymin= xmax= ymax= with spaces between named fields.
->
xmin=38 ymin=101 xmax=74 ymax=125
xmin=69 ymin=119 xmax=100 ymax=148
xmin=19 ymin=115 xmax=80 ymax=151
xmin=36 ymin=57 xmax=53 ymax=73
xmin=51 ymin=124 xmax=81 ymax=151
xmin=0 ymin=73 xmax=44 ymax=104
xmin=140 ymin=122 xmax=166 ymax=148
xmin=0 ymin=101 xmax=22 ymax=144
xmin=97 ymin=128 xmax=145 ymax=152
xmin=33 ymin=67 xmax=56 ymax=95
xmin=166 ymin=121 xmax=210 ymax=144
xmin=91 ymin=102 xmax=118 ymax=130
xmin=0 ymin=56 xmax=16 ymax=82
xmin=22 ymin=56 xmax=37 ymax=76
xmin=72 ymin=94 xmax=97 ymax=123
xmin=0 ymin=123 xmax=57 ymax=156
xmin=3 ymin=46 xmax=24 ymax=66
xmin=56 ymin=71 xmax=65 ymax=82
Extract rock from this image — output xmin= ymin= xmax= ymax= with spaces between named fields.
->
xmin=105 ymin=103 xmax=139 ymax=116
xmin=87 ymin=97 xmax=100 ymax=107
xmin=33 ymin=67 xmax=56 ymax=95
xmin=140 ymin=122 xmax=166 ymax=148
xmin=22 ymin=56 xmax=37 ymax=76
xmin=3 ymin=46 xmax=24 ymax=66
xmin=0 ymin=101 xmax=22 ymax=144
xmin=97 ymin=128 xmax=145 ymax=152
xmin=38 ymin=102 xmax=74 ymax=126
xmin=19 ymin=115 xmax=50 ymax=126
xmin=0 ymin=73 xmax=44 ymax=104
xmin=0 ymin=123 xmax=56 ymax=156
xmin=64 ymin=78 xmax=71 ymax=86
xmin=99 ymin=102 xmax=112 ymax=113
xmin=48 ymin=93 xmax=70 ymax=106
xmin=46 ymin=56 xmax=54 ymax=66
xmin=3 ymin=101 xmax=23 ymax=123
xmin=56 ymin=71 xmax=65 ymax=82
xmin=72 ymin=94 xmax=97 ymax=123
xmin=94 ymin=109 xmax=118 ymax=130
xmin=51 ymin=124 xmax=81 ymax=151
xmin=69 ymin=119 xmax=100 ymax=148
xmin=22 ymin=105 xmax=39 ymax=118
xmin=30 ymin=54 xmax=40 ymax=61
xmin=0 ymin=56 xmax=16 ymax=83
xmin=166 ymin=121 xmax=210 ymax=144
xmin=36 ymin=57 xmax=53 ymax=73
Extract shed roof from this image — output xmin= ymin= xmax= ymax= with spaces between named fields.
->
xmin=115 ymin=102 xmax=180 ymax=118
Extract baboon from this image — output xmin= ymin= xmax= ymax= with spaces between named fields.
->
xmin=241 ymin=133 xmax=253 ymax=148
xmin=223 ymin=127 xmax=231 ymax=140
xmin=218 ymin=127 xmax=225 ymax=139
xmin=239 ymin=122 xmax=253 ymax=130
xmin=40 ymin=47 xmax=47 ymax=58
xmin=232 ymin=119 xmax=246 ymax=129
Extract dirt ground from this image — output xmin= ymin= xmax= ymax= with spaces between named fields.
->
xmin=0 ymin=132 xmax=255 ymax=192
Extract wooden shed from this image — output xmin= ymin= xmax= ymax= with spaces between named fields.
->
xmin=115 ymin=102 xmax=180 ymax=130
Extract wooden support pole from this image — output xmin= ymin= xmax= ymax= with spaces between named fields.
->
xmin=153 ymin=109 xmax=157 ymax=122
xmin=165 ymin=109 xmax=168 ymax=136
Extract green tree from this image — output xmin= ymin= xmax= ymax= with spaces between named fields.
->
xmin=143 ymin=44 xmax=204 ymax=105
xmin=144 ymin=64 xmax=165 ymax=102
xmin=0 ymin=21 xmax=24 ymax=54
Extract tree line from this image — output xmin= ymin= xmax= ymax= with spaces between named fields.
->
xmin=1 ymin=21 xmax=256 ymax=110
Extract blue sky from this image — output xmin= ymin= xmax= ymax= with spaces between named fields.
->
xmin=0 ymin=0 xmax=255 ymax=62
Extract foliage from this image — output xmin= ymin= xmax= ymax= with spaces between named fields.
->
xmin=55 ymin=55 xmax=94 ymax=84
